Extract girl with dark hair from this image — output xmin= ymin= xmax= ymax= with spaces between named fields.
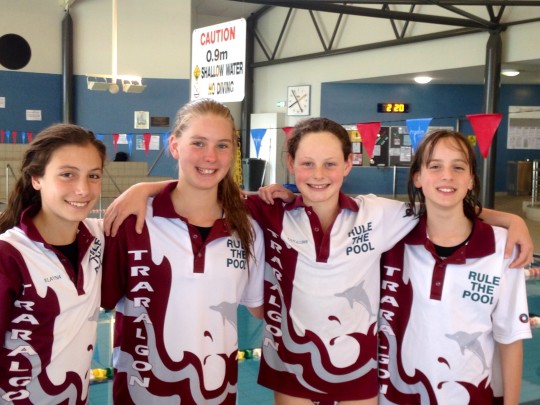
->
xmin=0 ymin=123 xmax=106 ymax=404
xmin=100 ymin=99 xmax=265 ymax=404
xmin=379 ymin=130 xmax=531 ymax=404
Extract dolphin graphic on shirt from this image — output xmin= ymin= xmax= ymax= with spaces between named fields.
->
xmin=210 ymin=301 xmax=237 ymax=329
xmin=335 ymin=280 xmax=376 ymax=318
xmin=445 ymin=331 xmax=488 ymax=372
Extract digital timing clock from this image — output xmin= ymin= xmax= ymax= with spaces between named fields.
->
xmin=377 ymin=103 xmax=410 ymax=113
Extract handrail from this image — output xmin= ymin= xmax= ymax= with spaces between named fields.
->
xmin=532 ymin=160 xmax=540 ymax=207
xmin=147 ymin=147 xmax=166 ymax=176
xmin=5 ymin=163 xmax=18 ymax=203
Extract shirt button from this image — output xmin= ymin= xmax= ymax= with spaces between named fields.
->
xmin=192 ymin=234 xmax=198 ymax=239
xmin=435 ymin=281 xmax=441 ymax=286
xmin=198 ymin=253 xmax=202 ymax=257
xmin=314 ymin=227 xmax=320 ymax=232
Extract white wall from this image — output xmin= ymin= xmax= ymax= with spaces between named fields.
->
xmin=1 ymin=0 xmax=192 ymax=79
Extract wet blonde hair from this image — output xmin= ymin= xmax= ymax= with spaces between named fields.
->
xmin=171 ymin=98 xmax=255 ymax=266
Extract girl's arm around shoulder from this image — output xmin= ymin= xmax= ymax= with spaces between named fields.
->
xmin=480 ymin=208 xmax=533 ymax=268
xmin=257 ymin=184 xmax=295 ymax=205
xmin=245 ymin=186 xmax=290 ymax=226
xmin=104 ymin=180 xmax=173 ymax=237
xmin=101 ymin=216 xmax=141 ymax=310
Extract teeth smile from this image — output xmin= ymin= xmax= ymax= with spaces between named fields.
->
xmin=438 ymin=187 xmax=455 ymax=192
xmin=310 ymin=184 xmax=328 ymax=189
xmin=68 ymin=201 xmax=87 ymax=207
xmin=198 ymin=168 xmax=216 ymax=174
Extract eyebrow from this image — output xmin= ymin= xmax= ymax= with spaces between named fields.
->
xmin=56 ymin=165 xmax=103 ymax=171
xmin=192 ymin=135 xmax=233 ymax=143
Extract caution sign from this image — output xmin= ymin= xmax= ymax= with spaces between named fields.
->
xmin=191 ymin=18 xmax=246 ymax=102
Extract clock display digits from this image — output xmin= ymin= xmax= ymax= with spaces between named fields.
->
xmin=377 ymin=103 xmax=409 ymax=113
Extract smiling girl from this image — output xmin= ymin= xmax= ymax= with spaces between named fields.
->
xmin=100 ymin=99 xmax=264 ymax=404
xmin=0 ymin=124 xmax=106 ymax=404
xmin=378 ymin=130 xmax=531 ymax=404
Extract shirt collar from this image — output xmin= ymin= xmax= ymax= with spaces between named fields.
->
xmin=405 ymin=214 xmax=496 ymax=259
xmin=152 ymin=181 xmax=181 ymax=218
xmin=284 ymin=191 xmax=359 ymax=212
xmin=19 ymin=204 xmax=94 ymax=246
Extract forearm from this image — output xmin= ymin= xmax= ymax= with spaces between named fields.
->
xmin=480 ymin=208 xmax=520 ymax=228
xmin=479 ymin=208 xmax=533 ymax=268
xmin=499 ymin=340 xmax=523 ymax=404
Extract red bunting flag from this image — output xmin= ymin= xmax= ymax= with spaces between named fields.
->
xmin=143 ymin=133 xmax=152 ymax=155
xmin=11 ymin=131 xmax=17 ymax=144
xmin=0 ymin=130 xmax=4 ymax=143
xmin=112 ymin=133 xmax=120 ymax=153
xmin=356 ymin=122 xmax=381 ymax=158
xmin=27 ymin=132 xmax=33 ymax=143
xmin=466 ymin=113 xmax=502 ymax=158
xmin=282 ymin=127 xmax=294 ymax=140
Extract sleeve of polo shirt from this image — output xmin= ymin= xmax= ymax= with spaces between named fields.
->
xmin=101 ymin=217 xmax=135 ymax=310
xmin=0 ymin=241 xmax=24 ymax=336
xmin=356 ymin=194 xmax=417 ymax=250
xmin=240 ymin=218 xmax=265 ymax=308
xmin=244 ymin=194 xmax=265 ymax=226
xmin=492 ymin=229 xmax=532 ymax=344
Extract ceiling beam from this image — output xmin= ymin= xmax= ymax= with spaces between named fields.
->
xmin=234 ymin=0 xmax=498 ymax=28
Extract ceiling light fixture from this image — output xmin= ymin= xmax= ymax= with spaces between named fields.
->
xmin=86 ymin=0 xmax=145 ymax=94
xmin=501 ymin=69 xmax=520 ymax=77
xmin=414 ymin=76 xmax=433 ymax=84
xmin=86 ymin=74 xmax=144 ymax=94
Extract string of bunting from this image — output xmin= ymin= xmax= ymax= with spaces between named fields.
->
xmin=259 ymin=113 xmax=502 ymax=159
xmin=0 ymin=112 xmax=508 ymax=160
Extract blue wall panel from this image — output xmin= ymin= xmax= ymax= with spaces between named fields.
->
xmin=322 ymin=83 xmax=540 ymax=194
xmin=0 ymin=71 xmax=62 ymax=132
xmin=0 ymin=71 xmax=189 ymax=178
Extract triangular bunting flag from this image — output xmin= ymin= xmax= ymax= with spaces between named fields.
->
xmin=282 ymin=127 xmax=294 ymax=140
xmin=143 ymin=133 xmax=152 ymax=155
xmin=406 ymin=118 xmax=432 ymax=152
xmin=466 ymin=113 xmax=502 ymax=158
xmin=126 ymin=134 xmax=134 ymax=156
xmin=161 ymin=132 xmax=170 ymax=150
xmin=112 ymin=133 xmax=120 ymax=153
xmin=250 ymin=128 xmax=267 ymax=158
xmin=355 ymin=122 xmax=381 ymax=158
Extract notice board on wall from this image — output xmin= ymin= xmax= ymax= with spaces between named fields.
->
xmin=507 ymin=106 xmax=540 ymax=149
xmin=389 ymin=126 xmax=412 ymax=167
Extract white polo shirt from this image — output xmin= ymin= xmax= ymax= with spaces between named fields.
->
xmin=102 ymin=182 xmax=264 ymax=405
xmin=0 ymin=205 xmax=103 ymax=404
xmin=247 ymin=192 xmax=415 ymax=401
xmin=379 ymin=216 xmax=532 ymax=404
